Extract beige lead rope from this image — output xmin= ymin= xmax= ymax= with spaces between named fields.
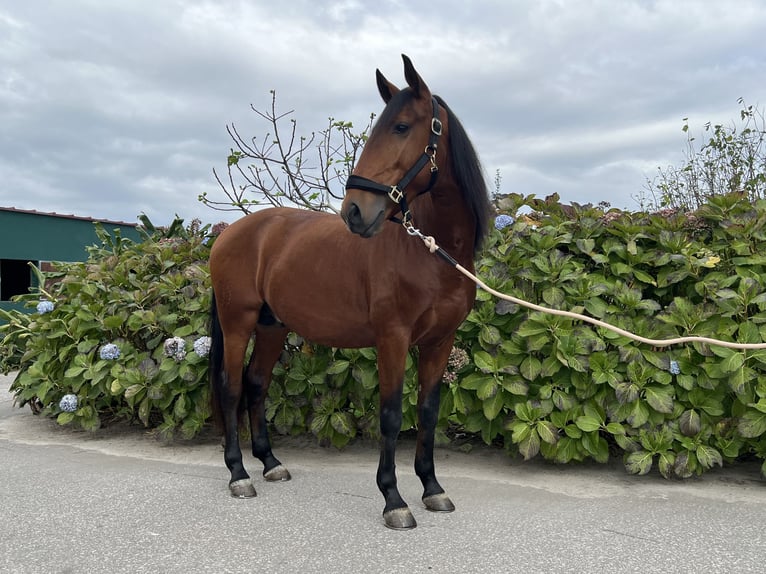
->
xmin=410 ymin=229 xmax=766 ymax=351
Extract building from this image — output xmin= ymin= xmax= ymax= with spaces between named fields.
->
xmin=0 ymin=207 xmax=142 ymax=316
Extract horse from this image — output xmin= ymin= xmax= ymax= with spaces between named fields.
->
xmin=208 ymin=54 xmax=492 ymax=530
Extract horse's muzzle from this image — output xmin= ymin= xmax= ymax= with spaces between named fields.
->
xmin=341 ymin=198 xmax=386 ymax=238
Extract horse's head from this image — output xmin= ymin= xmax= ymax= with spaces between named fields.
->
xmin=341 ymin=54 xmax=445 ymax=238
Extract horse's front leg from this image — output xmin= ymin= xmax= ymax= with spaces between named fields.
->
xmin=415 ymin=339 xmax=455 ymax=513
xmin=375 ymin=335 xmax=414 ymax=529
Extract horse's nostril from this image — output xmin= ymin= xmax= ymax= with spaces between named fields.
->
xmin=347 ymin=203 xmax=361 ymax=226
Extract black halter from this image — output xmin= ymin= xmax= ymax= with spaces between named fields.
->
xmin=345 ymin=97 xmax=443 ymax=226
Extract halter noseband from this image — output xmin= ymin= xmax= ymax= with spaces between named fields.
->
xmin=345 ymin=97 xmax=443 ymax=227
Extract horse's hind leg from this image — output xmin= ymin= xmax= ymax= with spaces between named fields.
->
xmin=415 ymin=339 xmax=456 ymax=513
xmin=219 ymin=325 xmax=258 ymax=498
xmin=244 ymin=323 xmax=291 ymax=482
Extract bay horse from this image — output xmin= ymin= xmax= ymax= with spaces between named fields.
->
xmin=208 ymin=54 xmax=491 ymax=529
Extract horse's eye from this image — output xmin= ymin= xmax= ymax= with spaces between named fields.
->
xmin=393 ymin=123 xmax=409 ymax=135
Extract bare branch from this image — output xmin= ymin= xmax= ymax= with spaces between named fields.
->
xmin=200 ymin=91 xmax=374 ymax=215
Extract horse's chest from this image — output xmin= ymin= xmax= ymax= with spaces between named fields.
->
xmin=414 ymin=283 xmax=473 ymax=336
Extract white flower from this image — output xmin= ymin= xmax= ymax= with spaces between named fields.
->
xmin=163 ymin=337 xmax=187 ymax=362
xmin=494 ymin=214 xmax=514 ymax=230
xmin=37 ymin=300 xmax=55 ymax=314
xmin=193 ymin=336 xmax=212 ymax=357
xmin=59 ymin=394 xmax=78 ymax=412
xmin=99 ymin=343 xmax=121 ymax=360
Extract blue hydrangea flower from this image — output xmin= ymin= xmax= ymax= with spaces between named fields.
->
xmin=193 ymin=336 xmax=212 ymax=357
xmin=163 ymin=336 xmax=187 ymax=362
xmin=36 ymin=300 xmax=55 ymax=314
xmin=669 ymin=360 xmax=680 ymax=375
xmin=494 ymin=214 xmax=514 ymax=230
xmin=99 ymin=343 xmax=121 ymax=360
xmin=59 ymin=394 xmax=78 ymax=412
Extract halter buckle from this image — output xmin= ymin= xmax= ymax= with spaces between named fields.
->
xmin=431 ymin=117 xmax=443 ymax=136
xmin=388 ymin=186 xmax=404 ymax=203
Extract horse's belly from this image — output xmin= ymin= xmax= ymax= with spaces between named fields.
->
xmin=270 ymin=303 xmax=376 ymax=349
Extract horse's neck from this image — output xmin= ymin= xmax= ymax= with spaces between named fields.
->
xmin=415 ymin=186 xmax=476 ymax=268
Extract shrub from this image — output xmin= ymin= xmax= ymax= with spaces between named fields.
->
xmin=0 ymin=217 xmax=214 ymax=439
xmin=472 ymin=191 xmax=766 ymax=478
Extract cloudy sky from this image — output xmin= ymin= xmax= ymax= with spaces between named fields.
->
xmin=1 ymin=0 xmax=763 ymax=226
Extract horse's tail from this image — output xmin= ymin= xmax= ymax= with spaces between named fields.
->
xmin=208 ymin=290 xmax=225 ymax=431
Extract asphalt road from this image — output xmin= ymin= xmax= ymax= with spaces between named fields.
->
xmin=1 ymin=372 xmax=765 ymax=574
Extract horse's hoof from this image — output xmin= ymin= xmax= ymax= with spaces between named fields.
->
xmin=229 ymin=478 xmax=257 ymax=498
xmin=383 ymin=507 xmax=417 ymax=530
xmin=264 ymin=465 xmax=291 ymax=482
xmin=423 ymin=493 xmax=455 ymax=513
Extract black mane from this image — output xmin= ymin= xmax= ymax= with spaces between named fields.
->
xmin=434 ymin=95 xmax=492 ymax=254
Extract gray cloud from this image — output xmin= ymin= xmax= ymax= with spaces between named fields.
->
xmin=1 ymin=0 xmax=764 ymax=226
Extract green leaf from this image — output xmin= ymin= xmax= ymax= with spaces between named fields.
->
xmin=518 ymin=428 xmax=541 ymax=460
xmin=696 ymin=445 xmax=722 ymax=469
xmin=626 ymin=400 xmax=650 ymax=428
xmin=632 ymin=269 xmax=657 ymax=286
xmin=124 ymin=384 xmax=143 ymax=399
xmin=574 ymin=415 xmax=602 ymax=433
xmin=310 ymin=413 xmax=328 ymax=436
xmin=625 ymin=451 xmax=654 ymax=475
xmin=326 ymin=360 xmax=350 ymax=375
xmin=138 ymin=396 xmax=151 ymax=426
xmin=173 ymin=395 xmax=188 ymax=420
xmin=720 ymin=351 xmax=745 ymax=373
xmin=673 ymin=451 xmax=696 ymax=479
xmin=57 ymin=412 xmax=75 ymax=425
xmin=614 ymin=433 xmax=640 ymax=452
xmin=520 ymin=355 xmax=541 ymax=381
xmin=103 ymin=315 xmax=124 ymax=329
xmin=482 ymin=392 xmax=504 ymax=421
xmin=477 ymin=378 xmax=498 ymax=400
xmin=536 ymin=420 xmax=559 ymax=445
xmin=738 ymin=409 xmax=766 ymax=438
xmin=173 ymin=325 xmax=194 ymax=338
xmin=473 ymin=351 xmax=495 ymax=373
xmin=501 ymin=378 xmax=529 ymax=396
xmin=553 ymin=436 xmax=581 ymax=463
xmin=479 ymin=324 xmax=502 ymax=346
xmin=508 ymin=420 xmax=531 ymax=442
xmin=679 ymin=409 xmax=701 ymax=436
xmin=330 ymin=412 xmax=356 ymax=437
xmin=583 ymin=432 xmax=610 ymax=463
xmin=644 ymin=385 xmax=674 ymax=414
xmin=657 ymin=451 xmax=676 ymax=479
xmin=605 ymin=422 xmax=626 ymax=436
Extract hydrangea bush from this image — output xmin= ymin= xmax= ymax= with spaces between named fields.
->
xmin=465 ymin=191 xmax=766 ymax=478
xmin=0 ymin=216 xmax=216 ymax=438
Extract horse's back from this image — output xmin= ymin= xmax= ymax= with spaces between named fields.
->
xmin=210 ymin=207 xmax=347 ymax=275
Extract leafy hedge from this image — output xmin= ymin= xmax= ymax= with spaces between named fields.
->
xmin=461 ymin=192 xmax=766 ymax=478
xmin=0 ymin=218 xmax=213 ymax=439
xmin=2 ymin=194 xmax=766 ymax=478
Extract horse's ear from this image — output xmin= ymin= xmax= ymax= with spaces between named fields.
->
xmin=376 ymin=69 xmax=399 ymax=103
xmin=402 ymin=54 xmax=430 ymax=99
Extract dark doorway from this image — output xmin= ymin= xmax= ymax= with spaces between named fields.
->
xmin=0 ymin=259 xmax=34 ymax=300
